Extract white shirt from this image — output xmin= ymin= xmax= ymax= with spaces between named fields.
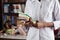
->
xmin=25 ymin=0 xmax=60 ymax=40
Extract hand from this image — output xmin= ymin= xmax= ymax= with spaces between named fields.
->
xmin=37 ymin=22 xmax=44 ymax=29
xmin=25 ymin=22 xmax=31 ymax=27
xmin=58 ymin=27 xmax=60 ymax=30
xmin=25 ymin=17 xmax=33 ymax=27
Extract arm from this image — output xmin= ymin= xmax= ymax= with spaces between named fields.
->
xmin=37 ymin=22 xmax=54 ymax=28
xmin=51 ymin=0 xmax=60 ymax=30
xmin=19 ymin=27 xmax=26 ymax=36
xmin=36 ymin=0 xmax=60 ymax=29
xmin=24 ymin=0 xmax=37 ymax=27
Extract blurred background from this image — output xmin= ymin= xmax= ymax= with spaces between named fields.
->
xmin=0 ymin=0 xmax=60 ymax=40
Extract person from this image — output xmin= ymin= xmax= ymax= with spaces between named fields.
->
xmin=15 ymin=19 xmax=27 ymax=35
xmin=4 ymin=20 xmax=11 ymax=30
xmin=3 ymin=20 xmax=13 ymax=34
xmin=3 ymin=20 xmax=16 ymax=35
xmin=25 ymin=0 xmax=60 ymax=40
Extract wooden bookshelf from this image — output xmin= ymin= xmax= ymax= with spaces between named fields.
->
xmin=2 ymin=0 xmax=26 ymax=26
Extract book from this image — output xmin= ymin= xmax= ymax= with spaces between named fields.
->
xmin=13 ymin=4 xmax=22 ymax=13
xmin=21 ymin=4 xmax=25 ymax=13
xmin=4 ymin=4 xmax=9 ymax=13
xmin=6 ymin=15 xmax=11 ymax=21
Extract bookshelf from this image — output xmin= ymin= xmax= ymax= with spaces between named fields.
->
xmin=2 ymin=0 xmax=26 ymax=26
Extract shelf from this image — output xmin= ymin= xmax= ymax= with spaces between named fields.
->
xmin=0 ymin=35 xmax=26 ymax=40
xmin=3 ymin=0 xmax=26 ymax=4
xmin=3 ymin=13 xmax=18 ymax=16
xmin=3 ymin=12 xmax=24 ymax=14
xmin=3 ymin=2 xmax=26 ymax=4
xmin=11 ymin=13 xmax=18 ymax=16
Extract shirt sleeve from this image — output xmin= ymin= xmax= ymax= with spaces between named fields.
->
xmin=53 ymin=0 xmax=60 ymax=30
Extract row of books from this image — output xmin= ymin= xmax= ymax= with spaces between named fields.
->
xmin=3 ymin=15 xmax=17 ymax=25
xmin=4 ymin=4 xmax=25 ymax=13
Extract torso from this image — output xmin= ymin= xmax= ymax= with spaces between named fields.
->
xmin=31 ymin=0 xmax=55 ymax=40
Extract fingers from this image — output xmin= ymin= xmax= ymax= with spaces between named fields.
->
xmin=25 ymin=17 xmax=33 ymax=27
xmin=25 ymin=17 xmax=45 ymax=29
xmin=37 ymin=22 xmax=44 ymax=29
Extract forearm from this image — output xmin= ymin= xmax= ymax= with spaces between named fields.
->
xmin=32 ymin=21 xmax=54 ymax=28
xmin=19 ymin=27 xmax=26 ymax=36
xmin=43 ymin=22 xmax=54 ymax=27
xmin=25 ymin=18 xmax=54 ymax=28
